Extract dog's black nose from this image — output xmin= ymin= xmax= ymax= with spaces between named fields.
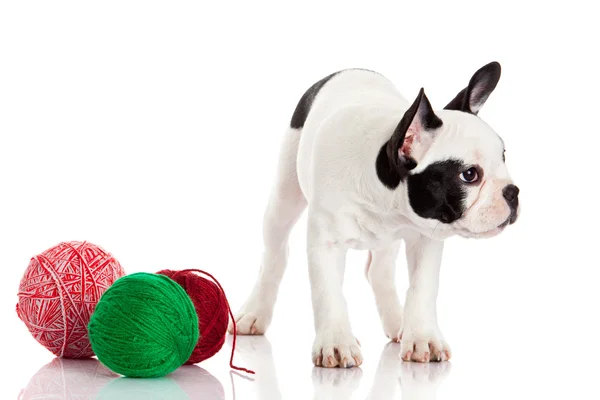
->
xmin=503 ymin=184 xmax=520 ymax=204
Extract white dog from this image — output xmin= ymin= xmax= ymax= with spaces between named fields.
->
xmin=228 ymin=62 xmax=519 ymax=367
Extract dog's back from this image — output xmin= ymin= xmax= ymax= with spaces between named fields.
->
xmin=293 ymin=69 xmax=410 ymax=204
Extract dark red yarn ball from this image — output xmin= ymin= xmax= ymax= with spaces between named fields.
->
xmin=157 ymin=269 xmax=229 ymax=365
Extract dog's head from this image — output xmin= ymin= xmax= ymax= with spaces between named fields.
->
xmin=378 ymin=62 xmax=519 ymax=239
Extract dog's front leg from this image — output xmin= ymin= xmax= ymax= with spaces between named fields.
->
xmin=308 ymin=212 xmax=362 ymax=368
xmin=401 ymin=234 xmax=451 ymax=363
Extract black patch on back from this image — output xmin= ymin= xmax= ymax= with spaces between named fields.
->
xmin=407 ymin=160 xmax=467 ymax=224
xmin=290 ymin=71 xmax=340 ymax=129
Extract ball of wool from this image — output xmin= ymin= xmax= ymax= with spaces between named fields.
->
xmin=157 ymin=269 xmax=229 ymax=364
xmin=16 ymin=241 xmax=125 ymax=358
xmin=20 ymin=358 xmax=116 ymax=400
xmin=88 ymin=273 xmax=199 ymax=378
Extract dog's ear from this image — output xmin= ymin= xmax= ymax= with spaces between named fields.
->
xmin=387 ymin=88 xmax=442 ymax=169
xmin=444 ymin=61 xmax=501 ymax=115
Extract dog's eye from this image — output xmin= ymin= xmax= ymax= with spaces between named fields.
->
xmin=459 ymin=167 xmax=479 ymax=183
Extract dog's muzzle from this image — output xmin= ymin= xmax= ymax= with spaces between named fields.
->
xmin=501 ymin=184 xmax=520 ymax=226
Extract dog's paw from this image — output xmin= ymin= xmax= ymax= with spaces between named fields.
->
xmin=382 ymin=311 xmax=403 ymax=343
xmin=227 ymin=300 xmax=273 ymax=335
xmin=400 ymin=328 xmax=451 ymax=363
xmin=312 ymin=330 xmax=362 ymax=368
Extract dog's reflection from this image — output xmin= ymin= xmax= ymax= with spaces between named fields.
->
xmin=311 ymin=365 xmax=363 ymax=400
xmin=232 ymin=337 xmax=450 ymax=400
xmin=233 ymin=335 xmax=362 ymax=399
xmin=19 ymin=357 xmax=225 ymax=400
xmin=367 ymin=342 xmax=451 ymax=399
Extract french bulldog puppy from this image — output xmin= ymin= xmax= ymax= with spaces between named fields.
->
xmin=229 ymin=62 xmax=519 ymax=367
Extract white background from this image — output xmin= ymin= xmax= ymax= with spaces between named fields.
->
xmin=1 ymin=1 xmax=598 ymax=399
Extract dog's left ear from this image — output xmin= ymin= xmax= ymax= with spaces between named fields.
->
xmin=377 ymin=88 xmax=442 ymax=188
xmin=387 ymin=88 xmax=442 ymax=169
xmin=444 ymin=61 xmax=501 ymax=115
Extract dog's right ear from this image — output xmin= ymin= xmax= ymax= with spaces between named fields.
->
xmin=377 ymin=88 xmax=442 ymax=189
xmin=444 ymin=61 xmax=501 ymax=115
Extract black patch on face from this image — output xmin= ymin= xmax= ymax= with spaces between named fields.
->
xmin=290 ymin=71 xmax=340 ymax=129
xmin=407 ymin=159 xmax=467 ymax=224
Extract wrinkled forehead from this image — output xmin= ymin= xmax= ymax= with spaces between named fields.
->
xmin=416 ymin=112 xmax=504 ymax=171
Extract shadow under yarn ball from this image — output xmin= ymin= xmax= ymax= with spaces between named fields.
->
xmin=88 ymin=273 xmax=199 ymax=378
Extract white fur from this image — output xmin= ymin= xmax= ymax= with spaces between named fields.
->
xmin=230 ymin=68 xmax=517 ymax=366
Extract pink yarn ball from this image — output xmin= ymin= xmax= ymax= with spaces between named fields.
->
xmin=16 ymin=241 xmax=125 ymax=358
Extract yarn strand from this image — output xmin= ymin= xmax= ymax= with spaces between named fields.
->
xmin=180 ymin=269 xmax=255 ymax=375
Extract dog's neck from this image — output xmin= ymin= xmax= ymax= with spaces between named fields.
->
xmin=360 ymin=170 xmax=457 ymax=241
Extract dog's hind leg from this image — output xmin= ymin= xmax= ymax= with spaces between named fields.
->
xmin=366 ymin=241 xmax=404 ymax=342
xmin=229 ymin=128 xmax=307 ymax=335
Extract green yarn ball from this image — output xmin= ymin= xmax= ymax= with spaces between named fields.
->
xmin=88 ymin=273 xmax=199 ymax=378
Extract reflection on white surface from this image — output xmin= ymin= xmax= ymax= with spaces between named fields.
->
xmin=19 ymin=358 xmax=116 ymax=399
xmin=232 ymin=337 xmax=450 ymax=400
xmin=19 ymin=357 xmax=224 ymax=400
xmin=231 ymin=336 xmax=282 ymax=400
xmin=399 ymin=361 xmax=451 ymax=400
xmin=367 ymin=342 xmax=451 ymax=400
xmin=311 ymin=366 xmax=363 ymax=400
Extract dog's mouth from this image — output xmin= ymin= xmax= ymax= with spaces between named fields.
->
xmin=457 ymin=215 xmax=516 ymax=239
xmin=453 ymin=203 xmax=519 ymax=239
xmin=498 ymin=208 xmax=519 ymax=229
xmin=477 ymin=211 xmax=518 ymax=237
xmin=497 ymin=217 xmax=511 ymax=230
xmin=459 ymin=226 xmax=504 ymax=239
